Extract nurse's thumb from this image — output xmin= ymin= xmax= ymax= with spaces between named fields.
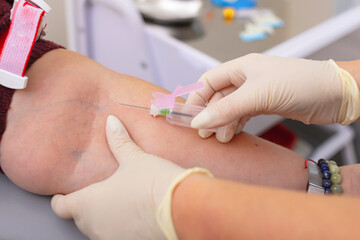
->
xmin=51 ymin=194 xmax=78 ymax=219
xmin=191 ymin=88 xmax=255 ymax=130
xmin=106 ymin=115 xmax=145 ymax=168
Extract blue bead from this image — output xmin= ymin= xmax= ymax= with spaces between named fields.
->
xmin=325 ymin=188 xmax=332 ymax=194
xmin=323 ymin=179 xmax=332 ymax=188
xmin=319 ymin=162 xmax=326 ymax=168
xmin=320 ymin=164 xmax=329 ymax=172
xmin=318 ymin=159 xmax=326 ymax=165
xmin=322 ymin=170 xmax=331 ymax=179
xmin=319 ymin=160 xmax=328 ymax=167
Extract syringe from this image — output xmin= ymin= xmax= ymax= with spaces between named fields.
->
xmin=119 ymin=102 xmax=226 ymax=133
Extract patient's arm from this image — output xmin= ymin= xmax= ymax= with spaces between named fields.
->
xmin=0 ymin=49 xmax=351 ymax=195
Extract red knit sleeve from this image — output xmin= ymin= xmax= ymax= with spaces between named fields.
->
xmin=0 ymin=0 xmax=64 ymax=173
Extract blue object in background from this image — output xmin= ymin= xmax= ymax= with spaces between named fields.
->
xmin=239 ymin=32 xmax=267 ymax=42
xmin=261 ymin=20 xmax=284 ymax=28
xmin=211 ymin=0 xmax=257 ymax=9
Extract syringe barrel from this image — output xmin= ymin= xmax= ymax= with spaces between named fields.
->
xmin=166 ymin=102 xmax=225 ymax=133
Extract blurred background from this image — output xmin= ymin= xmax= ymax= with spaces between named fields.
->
xmin=43 ymin=0 xmax=68 ymax=47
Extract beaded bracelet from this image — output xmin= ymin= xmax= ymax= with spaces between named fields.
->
xmin=318 ymin=159 xmax=343 ymax=195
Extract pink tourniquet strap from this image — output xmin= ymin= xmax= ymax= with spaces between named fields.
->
xmin=0 ymin=0 xmax=44 ymax=76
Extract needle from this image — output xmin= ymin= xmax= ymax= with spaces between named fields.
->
xmin=118 ymin=102 xmax=150 ymax=110
xmin=118 ymin=102 xmax=193 ymax=117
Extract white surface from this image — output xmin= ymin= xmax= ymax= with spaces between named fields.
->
xmin=0 ymin=174 xmax=87 ymax=240
xmin=134 ymin=0 xmax=202 ymax=22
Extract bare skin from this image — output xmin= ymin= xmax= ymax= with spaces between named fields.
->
xmin=338 ymin=60 xmax=360 ymax=89
xmin=172 ymin=174 xmax=360 ymax=240
xmin=0 ymin=49 xmax=358 ymax=195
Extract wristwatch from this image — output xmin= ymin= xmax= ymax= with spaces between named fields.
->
xmin=306 ymin=160 xmax=324 ymax=194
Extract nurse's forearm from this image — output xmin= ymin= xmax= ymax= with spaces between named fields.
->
xmin=172 ymin=174 xmax=360 ymax=240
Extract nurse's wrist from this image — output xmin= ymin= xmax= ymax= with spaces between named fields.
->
xmin=336 ymin=60 xmax=360 ymax=90
xmin=335 ymin=60 xmax=360 ymax=123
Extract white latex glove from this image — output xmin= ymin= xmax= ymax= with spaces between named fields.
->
xmin=186 ymin=54 xmax=360 ymax=143
xmin=51 ymin=115 xmax=211 ymax=240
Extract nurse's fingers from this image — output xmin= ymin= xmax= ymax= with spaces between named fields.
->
xmin=215 ymin=120 xmax=238 ymax=143
xmin=235 ymin=116 xmax=250 ymax=135
xmin=186 ymin=58 xmax=247 ymax=106
xmin=197 ymin=86 xmax=237 ymax=139
xmin=106 ymin=115 xmax=146 ymax=169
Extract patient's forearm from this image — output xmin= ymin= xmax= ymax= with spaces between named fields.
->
xmin=0 ymin=49 xmax=350 ymax=195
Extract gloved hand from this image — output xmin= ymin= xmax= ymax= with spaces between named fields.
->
xmin=51 ymin=115 xmax=211 ymax=240
xmin=186 ymin=54 xmax=360 ymax=143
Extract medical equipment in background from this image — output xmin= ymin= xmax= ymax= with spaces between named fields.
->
xmin=211 ymin=0 xmax=256 ymax=9
xmin=134 ymin=0 xmax=203 ymax=23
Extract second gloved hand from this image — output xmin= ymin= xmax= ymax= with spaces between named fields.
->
xmin=51 ymin=115 xmax=211 ymax=240
xmin=187 ymin=54 xmax=360 ymax=142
